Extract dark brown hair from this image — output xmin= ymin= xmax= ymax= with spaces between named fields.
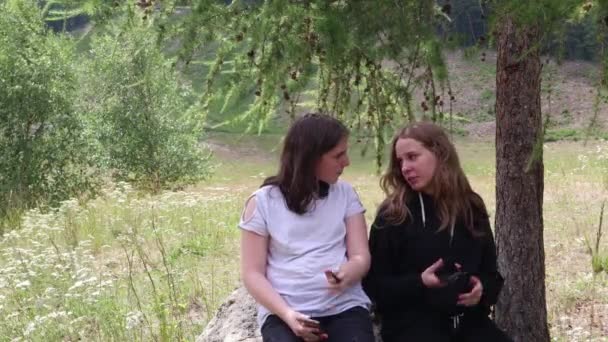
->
xmin=263 ymin=113 xmax=349 ymax=214
xmin=379 ymin=121 xmax=487 ymax=235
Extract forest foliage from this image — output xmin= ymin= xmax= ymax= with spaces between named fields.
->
xmin=2 ymin=0 xmax=608 ymax=215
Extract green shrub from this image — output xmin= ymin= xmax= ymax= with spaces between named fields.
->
xmin=78 ymin=15 xmax=210 ymax=191
xmin=0 ymin=0 xmax=97 ymax=219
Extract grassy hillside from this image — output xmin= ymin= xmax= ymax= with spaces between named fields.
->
xmin=443 ymin=50 xmax=608 ymax=141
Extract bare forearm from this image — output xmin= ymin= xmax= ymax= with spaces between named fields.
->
xmin=342 ymin=254 xmax=370 ymax=282
xmin=243 ymin=271 xmax=292 ymax=320
xmin=343 ymin=213 xmax=371 ymax=283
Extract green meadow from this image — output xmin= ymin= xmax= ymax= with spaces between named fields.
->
xmin=1 ymin=132 xmax=607 ymax=341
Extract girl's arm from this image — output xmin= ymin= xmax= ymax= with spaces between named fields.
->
xmin=330 ymin=213 xmax=370 ymax=290
xmin=241 ymin=228 xmax=291 ymax=320
xmin=240 ymin=199 xmax=320 ymax=339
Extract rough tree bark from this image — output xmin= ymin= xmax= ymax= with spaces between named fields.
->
xmin=495 ymin=16 xmax=550 ymax=342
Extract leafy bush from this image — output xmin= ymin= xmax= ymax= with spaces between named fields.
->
xmin=78 ymin=15 xmax=210 ymax=191
xmin=0 ymin=0 xmax=96 ymax=220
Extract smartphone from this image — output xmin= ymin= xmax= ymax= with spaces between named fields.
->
xmin=324 ymin=270 xmax=341 ymax=283
xmin=436 ymin=256 xmax=458 ymax=283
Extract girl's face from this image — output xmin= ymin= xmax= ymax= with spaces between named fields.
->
xmin=315 ymin=136 xmax=350 ymax=184
xmin=395 ymin=137 xmax=438 ymax=194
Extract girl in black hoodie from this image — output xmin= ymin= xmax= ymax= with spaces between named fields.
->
xmin=363 ymin=122 xmax=512 ymax=342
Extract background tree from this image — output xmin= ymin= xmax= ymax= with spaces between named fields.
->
xmin=0 ymin=0 xmax=213 ymax=223
xmin=491 ymin=1 xmax=608 ymax=339
xmin=78 ymin=9 xmax=211 ymax=192
xmin=0 ymin=0 xmax=97 ymax=222
xmin=494 ymin=13 xmax=548 ymax=342
xmin=177 ymin=0 xmax=446 ymax=168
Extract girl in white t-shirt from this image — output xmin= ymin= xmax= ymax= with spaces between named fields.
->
xmin=240 ymin=113 xmax=374 ymax=342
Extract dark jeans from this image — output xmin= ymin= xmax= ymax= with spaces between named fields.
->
xmin=261 ymin=306 xmax=375 ymax=342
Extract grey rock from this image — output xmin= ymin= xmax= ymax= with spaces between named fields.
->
xmin=197 ymin=287 xmax=261 ymax=342
xmin=198 ymin=286 xmax=382 ymax=342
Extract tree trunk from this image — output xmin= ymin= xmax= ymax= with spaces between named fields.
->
xmin=495 ymin=17 xmax=549 ymax=342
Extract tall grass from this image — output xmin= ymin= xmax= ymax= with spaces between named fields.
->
xmin=1 ymin=137 xmax=607 ymax=341
xmin=0 ymin=182 xmax=241 ymax=341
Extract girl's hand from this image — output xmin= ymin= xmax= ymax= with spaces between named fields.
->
xmin=457 ymin=275 xmax=483 ymax=306
xmin=325 ymin=267 xmax=355 ymax=294
xmin=282 ymin=309 xmax=327 ymax=341
xmin=421 ymin=258 xmax=447 ymax=288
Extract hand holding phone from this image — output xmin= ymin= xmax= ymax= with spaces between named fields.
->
xmin=324 ymin=270 xmax=341 ymax=284
xmin=293 ymin=315 xmax=328 ymax=340
xmin=435 ymin=256 xmax=457 ymax=282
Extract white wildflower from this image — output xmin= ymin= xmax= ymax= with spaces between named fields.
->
xmin=99 ymin=280 xmax=113 ymax=288
xmin=23 ymin=322 xmax=36 ymax=336
xmin=125 ymin=310 xmax=144 ymax=330
xmin=71 ymin=316 xmax=86 ymax=325
xmin=86 ymin=276 xmax=98 ymax=283
xmin=68 ymin=280 xmax=84 ymax=292
xmin=47 ymin=311 xmax=67 ymax=319
xmin=15 ymin=280 xmax=31 ymax=289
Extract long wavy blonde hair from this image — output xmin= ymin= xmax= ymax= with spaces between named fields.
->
xmin=379 ymin=121 xmax=486 ymax=235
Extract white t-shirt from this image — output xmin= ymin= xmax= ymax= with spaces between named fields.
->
xmin=239 ymin=180 xmax=371 ymax=327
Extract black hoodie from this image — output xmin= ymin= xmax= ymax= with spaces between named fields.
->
xmin=362 ymin=192 xmax=504 ymax=340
